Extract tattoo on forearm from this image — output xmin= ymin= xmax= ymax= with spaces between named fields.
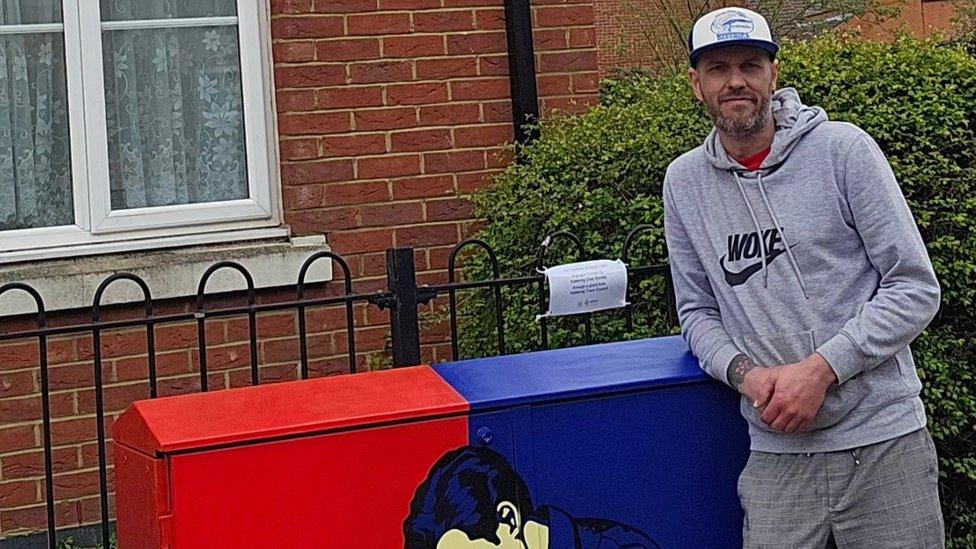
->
xmin=727 ymin=354 xmax=758 ymax=388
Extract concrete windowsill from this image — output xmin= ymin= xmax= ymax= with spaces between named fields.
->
xmin=0 ymin=235 xmax=333 ymax=317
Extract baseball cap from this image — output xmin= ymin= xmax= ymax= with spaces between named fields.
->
xmin=688 ymin=7 xmax=778 ymax=67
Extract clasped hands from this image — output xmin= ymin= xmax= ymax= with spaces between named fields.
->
xmin=740 ymin=353 xmax=838 ymax=434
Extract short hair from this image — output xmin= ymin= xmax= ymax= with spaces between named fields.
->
xmin=403 ymin=446 xmax=533 ymax=548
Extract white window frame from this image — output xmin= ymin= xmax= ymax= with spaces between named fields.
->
xmin=0 ymin=0 xmax=282 ymax=263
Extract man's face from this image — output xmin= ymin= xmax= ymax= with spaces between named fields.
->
xmin=690 ymin=46 xmax=778 ymax=137
xmin=435 ymin=502 xmax=527 ymax=549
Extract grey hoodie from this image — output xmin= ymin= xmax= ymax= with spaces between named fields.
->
xmin=663 ymin=88 xmax=941 ymax=453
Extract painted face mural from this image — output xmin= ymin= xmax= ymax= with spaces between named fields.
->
xmin=403 ymin=446 xmax=660 ymax=549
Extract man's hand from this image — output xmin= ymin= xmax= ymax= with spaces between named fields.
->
xmin=759 ymin=353 xmax=838 ymax=433
xmin=728 ymin=354 xmax=776 ymax=410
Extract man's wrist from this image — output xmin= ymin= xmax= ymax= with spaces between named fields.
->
xmin=727 ymin=354 xmax=758 ymax=389
xmin=807 ymin=352 xmax=838 ymax=388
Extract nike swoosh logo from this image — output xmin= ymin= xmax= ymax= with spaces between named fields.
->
xmin=720 ymin=244 xmax=796 ymax=287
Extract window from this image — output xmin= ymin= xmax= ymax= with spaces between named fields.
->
xmin=0 ymin=0 xmax=278 ymax=261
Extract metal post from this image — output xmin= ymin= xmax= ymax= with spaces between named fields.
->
xmin=504 ymin=0 xmax=540 ymax=145
xmin=386 ymin=247 xmax=422 ymax=367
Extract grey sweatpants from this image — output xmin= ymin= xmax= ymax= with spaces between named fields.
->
xmin=737 ymin=428 xmax=945 ymax=548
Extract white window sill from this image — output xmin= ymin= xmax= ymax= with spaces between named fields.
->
xmin=0 ymin=233 xmax=334 ymax=317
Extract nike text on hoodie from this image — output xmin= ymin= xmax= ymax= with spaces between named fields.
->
xmin=663 ymin=88 xmax=941 ymax=453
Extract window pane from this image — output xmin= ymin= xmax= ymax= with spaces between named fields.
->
xmin=102 ymin=25 xmax=248 ymax=210
xmin=0 ymin=31 xmax=74 ymax=230
xmin=0 ymin=0 xmax=63 ymax=25
xmin=100 ymin=0 xmax=236 ymax=22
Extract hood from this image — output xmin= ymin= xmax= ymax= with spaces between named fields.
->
xmin=703 ymin=87 xmax=827 ymax=172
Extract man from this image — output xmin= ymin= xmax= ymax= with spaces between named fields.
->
xmin=663 ymin=7 xmax=945 ymax=547
xmin=403 ymin=445 xmax=659 ymax=548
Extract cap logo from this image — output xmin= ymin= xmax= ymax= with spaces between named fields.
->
xmin=710 ymin=10 xmax=755 ymax=41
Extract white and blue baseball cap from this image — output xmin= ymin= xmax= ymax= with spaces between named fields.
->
xmin=688 ymin=7 xmax=778 ymax=66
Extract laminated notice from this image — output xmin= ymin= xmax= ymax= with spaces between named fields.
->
xmin=539 ymin=259 xmax=628 ymax=318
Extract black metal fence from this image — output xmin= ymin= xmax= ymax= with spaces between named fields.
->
xmin=0 ymin=228 xmax=674 ymax=548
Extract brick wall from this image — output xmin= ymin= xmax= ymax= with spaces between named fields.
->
xmin=0 ymin=0 xmax=600 ymax=540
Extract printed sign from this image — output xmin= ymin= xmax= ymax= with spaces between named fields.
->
xmin=539 ymin=259 xmax=628 ymax=318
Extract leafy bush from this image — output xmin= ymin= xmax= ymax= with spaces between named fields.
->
xmin=461 ymin=35 xmax=976 ymax=546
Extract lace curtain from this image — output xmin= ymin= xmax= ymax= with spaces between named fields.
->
xmin=102 ymin=0 xmax=247 ymax=209
xmin=0 ymin=0 xmax=247 ymax=232
xmin=0 ymin=0 xmax=73 ymax=230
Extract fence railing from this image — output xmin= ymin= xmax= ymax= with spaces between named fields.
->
xmin=0 ymin=228 xmax=675 ymax=548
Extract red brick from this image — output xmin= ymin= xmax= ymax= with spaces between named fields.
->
xmin=2 ymin=448 xmax=78 ymax=480
xmin=0 ymin=342 xmax=39 ymax=371
xmin=271 ymin=16 xmax=344 ymax=39
xmin=482 ymin=100 xmax=512 ymax=123
xmin=317 ymin=86 xmax=384 ymax=109
xmin=273 ymin=40 xmax=315 ymax=62
xmin=322 ymin=133 xmax=388 ymax=157
xmin=457 ymin=170 xmax=501 ymax=193
xmin=0 ymin=480 xmax=39 ymax=507
xmin=262 ymin=335 xmax=330 ymax=363
xmin=569 ymin=27 xmax=596 ymax=48
xmin=116 ymin=351 xmax=190 ymax=380
xmin=326 ymin=181 xmax=391 ymax=204
xmin=347 ymin=13 xmax=411 ymax=35
xmin=312 ymin=0 xmax=377 ymax=13
xmin=286 ymin=207 xmax=361 ymax=233
xmin=249 ymin=313 xmax=300 ymax=340
xmin=271 ymin=0 xmax=312 ymax=15
xmin=305 ymin=307 xmax=353 ymax=333
xmin=538 ymin=73 xmax=572 ymax=95
xmin=279 ymin=112 xmax=352 ymax=135
xmin=479 ymin=54 xmax=509 ymax=76
xmin=333 ymin=326 xmax=391 ymax=354
xmin=447 ymin=31 xmax=507 ymax=54
xmin=357 ymin=154 xmax=422 ymax=179
xmin=451 ymin=78 xmax=510 ymax=100
xmin=396 ymin=224 xmax=460 ymax=247
xmin=392 ymin=175 xmax=456 ymax=199
xmin=414 ymin=10 xmax=475 ymax=32
xmin=538 ymin=50 xmax=598 ymax=72
xmin=534 ymin=28 xmax=568 ymax=51
xmin=192 ymin=343 xmax=254 ymax=372
xmin=275 ymin=64 xmax=346 ymax=88
xmin=49 ymin=469 xmax=104 ymax=500
xmin=350 ymin=60 xmax=413 ymax=84
xmin=47 ymin=363 xmax=96 ymax=391
xmin=445 ymin=0 xmax=502 ymax=5
xmin=2 ymin=504 xmax=46 ymax=534
xmin=276 ymin=89 xmax=317 ymax=112
xmin=49 ymin=417 xmax=96 ymax=446
xmin=572 ymin=71 xmax=600 ymax=93
xmin=0 ymin=425 xmax=36 ymax=453
xmin=535 ymin=5 xmax=595 ymax=27
xmin=416 ymin=57 xmax=478 ymax=79
xmin=474 ymin=8 xmax=506 ymax=30
xmin=328 ymin=229 xmax=394 ymax=254
xmin=154 ymin=322 xmax=223 ymax=351
xmin=425 ymin=150 xmax=486 ymax=173
xmin=315 ymin=38 xmax=381 ymax=62
xmin=387 ymin=82 xmax=449 ymax=106
xmin=486 ymin=146 xmax=515 ymax=168
xmin=543 ymin=94 xmax=598 ymax=113
xmin=354 ymin=107 xmax=418 ymax=131
xmin=286 ymin=180 xmax=389 ymax=209
xmin=391 ymin=129 xmax=453 ymax=152
xmin=379 ymin=0 xmax=439 ymax=7
xmin=360 ymin=202 xmax=425 ymax=227
xmin=0 ymin=370 xmax=35 ymax=397
xmin=426 ymin=198 xmax=476 ymax=221
xmin=46 ymin=339 xmax=75 ymax=365
xmin=383 ymin=35 xmax=446 ymax=58
xmin=281 ymin=159 xmax=356 ymax=185
xmin=77 ymin=331 xmax=147 ymax=360
xmin=454 ymin=123 xmax=513 ymax=147
xmin=280 ymin=138 xmax=321 ymax=161
xmin=419 ymin=103 xmax=481 ymax=126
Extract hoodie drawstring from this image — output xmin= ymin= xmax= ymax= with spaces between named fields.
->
xmin=756 ymin=173 xmax=810 ymax=299
xmin=732 ymin=171 xmax=810 ymax=299
xmin=733 ymin=172 xmax=769 ymax=288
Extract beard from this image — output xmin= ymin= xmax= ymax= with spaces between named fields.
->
xmin=706 ymin=90 xmax=772 ymax=137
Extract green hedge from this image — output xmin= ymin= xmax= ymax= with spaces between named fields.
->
xmin=460 ymin=35 xmax=976 ymax=546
